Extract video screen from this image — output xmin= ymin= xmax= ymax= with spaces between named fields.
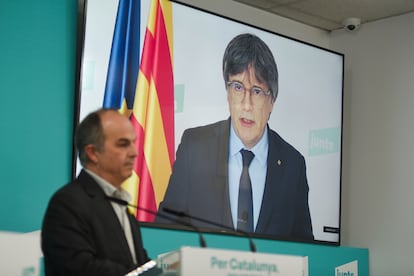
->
xmin=76 ymin=0 xmax=343 ymax=244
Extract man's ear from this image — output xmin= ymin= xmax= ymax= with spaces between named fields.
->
xmin=85 ymin=144 xmax=99 ymax=164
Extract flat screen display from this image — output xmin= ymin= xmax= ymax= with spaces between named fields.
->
xmin=75 ymin=0 xmax=343 ymax=244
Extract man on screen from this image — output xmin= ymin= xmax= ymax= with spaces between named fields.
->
xmin=41 ymin=109 xmax=158 ymax=275
xmin=157 ymin=33 xmax=314 ymax=241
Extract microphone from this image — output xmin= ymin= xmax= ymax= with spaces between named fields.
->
xmin=105 ymin=196 xmax=207 ymax=248
xmin=162 ymin=207 xmax=257 ymax=252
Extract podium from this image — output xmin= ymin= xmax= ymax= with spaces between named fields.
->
xmin=0 ymin=230 xmax=42 ymax=276
xmin=157 ymin=246 xmax=308 ymax=276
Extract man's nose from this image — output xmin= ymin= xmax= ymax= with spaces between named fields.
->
xmin=130 ymin=143 xmax=138 ymax=157
xmin=241 ymin=90 xmax=254 ymax=110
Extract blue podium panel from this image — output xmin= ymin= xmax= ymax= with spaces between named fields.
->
xmin=141 ymin=227 xmax=369 ymax=276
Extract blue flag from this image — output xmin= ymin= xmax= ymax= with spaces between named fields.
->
xmin=103 ymin=0 xmax=141 ymax=110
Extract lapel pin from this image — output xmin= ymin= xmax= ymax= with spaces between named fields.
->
xmin=277 ymin=160 xmax=282 ymax=166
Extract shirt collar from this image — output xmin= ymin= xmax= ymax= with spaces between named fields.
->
xmin=229 ymin=121 xmax=269 ymax=166
xmin=84 ymin=169 xmax=132 ymax=202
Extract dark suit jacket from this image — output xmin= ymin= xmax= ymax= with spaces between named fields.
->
xmin=157 ymin=119 xmax=314 ymax=241
xmin=41 ymin=170 xmax=150 ymax=276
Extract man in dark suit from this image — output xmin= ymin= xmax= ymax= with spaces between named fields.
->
xmin=157 ymin=33 xmax=314 ymax=242
xmin=42 ymin=109 xmax=156 ymax=275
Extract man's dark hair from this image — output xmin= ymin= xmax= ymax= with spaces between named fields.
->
xmin=222 ymin=33 xmax=279 ymax=100
xmin=75 ymin=108 xmax=116 ymax=166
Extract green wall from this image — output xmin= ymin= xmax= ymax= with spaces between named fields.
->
xmin=0 ymin=0 xmax=76 ymax=232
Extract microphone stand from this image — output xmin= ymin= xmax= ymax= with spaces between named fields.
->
xmin=162 ymin=207 xmax=257 ymax=252
xmin=106 ymin=196 xmax=207 ymax=248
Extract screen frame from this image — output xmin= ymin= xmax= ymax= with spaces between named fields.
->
xmin=74 ymin=0 xmax=344 ymax=246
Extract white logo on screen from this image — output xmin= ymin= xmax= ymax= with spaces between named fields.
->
xmin=335 ymin=260 xmax=358 ymax=276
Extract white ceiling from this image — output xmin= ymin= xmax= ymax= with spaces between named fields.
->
xmin=233 ymin=0 xmax=414 ymax=31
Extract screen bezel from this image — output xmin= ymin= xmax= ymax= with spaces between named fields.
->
xmin=74 ymin=0 xmax=344 ymax=246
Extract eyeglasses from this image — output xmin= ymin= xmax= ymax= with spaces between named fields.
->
xmin=227 ymin=81 xmax=272 ymax=107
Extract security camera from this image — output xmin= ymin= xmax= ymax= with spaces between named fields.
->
xmin=342 ymin=17 xmax=361 ymax=31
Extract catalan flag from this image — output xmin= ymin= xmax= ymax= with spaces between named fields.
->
xmin=103 ymin=0 xmax=174 ymax=222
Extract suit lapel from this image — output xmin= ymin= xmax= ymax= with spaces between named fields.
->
xmin=79 ymin=170 xmax=134 ymax=263
xmin=215 ymin=119 xmax=234 ymax=228
xmin=255 ymin=129 xmax=284 ymax=233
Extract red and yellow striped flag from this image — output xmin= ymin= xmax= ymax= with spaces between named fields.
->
xmin=125 ymin=0 xmax=174 ymax=222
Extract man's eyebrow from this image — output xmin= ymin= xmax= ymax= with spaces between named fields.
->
xmin=116 ymin=137 xmax=132 ymax=143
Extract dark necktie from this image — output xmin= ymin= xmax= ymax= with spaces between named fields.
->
xmin=237 ymin=149 xmax=255 ymax=232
